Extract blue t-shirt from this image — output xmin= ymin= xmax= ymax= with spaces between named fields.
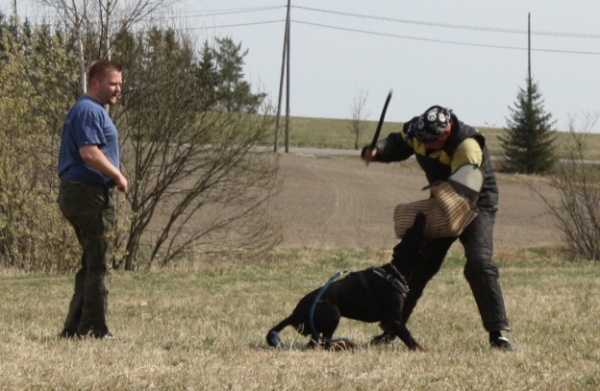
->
xmin=58 ymin=95 xmax=120 ymax=187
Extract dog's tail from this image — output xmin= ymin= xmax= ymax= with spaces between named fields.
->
xmin=266 ymin=316 xmax=295 ymax=348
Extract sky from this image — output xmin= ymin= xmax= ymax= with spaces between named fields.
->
xmin=2 ymin=0 xmax=600 ymax=131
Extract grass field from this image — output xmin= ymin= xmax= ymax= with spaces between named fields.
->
xmin=269 ymin=116 xmax=600 ymax=160
xmin=2 ymin=114 xmax=599 ymax=390
xmin=1 ymin=248 xmax=599 ymax=390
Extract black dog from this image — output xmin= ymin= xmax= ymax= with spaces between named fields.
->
xmin=266 ymin=213 xmax=426 ymax=351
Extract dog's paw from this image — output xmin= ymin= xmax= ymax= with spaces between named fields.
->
xmin=414 ymin=343 xmax=427 ymax=352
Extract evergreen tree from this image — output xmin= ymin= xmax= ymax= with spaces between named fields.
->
xmin=499 ymin=77 xmax=557 ymax=174
xmin=196 ymin=41 xmax=219 ymax=111
xmin=0 ymin=11 xmax=6 ymax=59
xmin=211 ymin=37 xmax=266 ymax=113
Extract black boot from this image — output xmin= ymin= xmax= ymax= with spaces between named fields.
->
xmin=489 ymin=330 xmax=518 ymax=351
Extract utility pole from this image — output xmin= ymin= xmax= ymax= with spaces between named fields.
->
xmin=527 ymin=13 xmax=532 ymax=94
xmin=284 ymin=0 xmax=291 ymax=154
xmin=274 ymin=0 xmax=291 ymax=153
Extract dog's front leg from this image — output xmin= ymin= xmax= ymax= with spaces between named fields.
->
xmin=382 ymin=320 xmax=426 ymax=351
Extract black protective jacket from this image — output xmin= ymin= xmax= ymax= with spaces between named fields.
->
xmin=373 ymin=113 xmax=499 ymax=212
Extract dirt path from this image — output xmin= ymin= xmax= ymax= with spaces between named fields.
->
xmin=268 ymin=153 xmax=559 ymax=250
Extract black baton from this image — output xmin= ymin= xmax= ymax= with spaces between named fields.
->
xmin=367 ymin=90 xmax=392 ymax=163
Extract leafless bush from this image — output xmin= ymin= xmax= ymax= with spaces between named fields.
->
xmin=348 ymin=89 xmax=370 ymax=150
xmin=536 ymin=113 xmax=600 ymax=261
xmin=112 ymin=27 xmax=281 ymax=270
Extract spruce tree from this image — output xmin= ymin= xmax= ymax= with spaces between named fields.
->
xmin=196 ymin=41 xmax=219 ymax=111
xmin=212 ymin=37 xmax=266 ymax=113
xmin=499 ymin=77 xmax=557 ymax=174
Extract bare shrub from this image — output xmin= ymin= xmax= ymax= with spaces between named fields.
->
xmin=112 ymin=28 xmax=281 ymax=270
xmin=536 ymin=113 xmax=600 ymax=261
xmin=348 ymin=89 xmax=370 ymax=150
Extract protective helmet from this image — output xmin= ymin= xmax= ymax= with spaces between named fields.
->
xmin=414 ymin=105 xmax=452 ymax=143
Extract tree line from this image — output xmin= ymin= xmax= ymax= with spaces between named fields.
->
xmin=0 ymin=8 xmax=280 ymax=272
xmin=2 ymin=0 xmax=599 ymax=269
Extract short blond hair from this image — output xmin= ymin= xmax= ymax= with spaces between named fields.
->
xmin=88 ymin=59 xmax=122 ymax=85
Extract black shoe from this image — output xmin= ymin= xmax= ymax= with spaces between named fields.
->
xmin=100 ymin=332 xmax=118 ymax=341
xmin=490 ymin=336 xmax=518 ymax=351
xmin=80 ymin=327 xmax=117 ymax=340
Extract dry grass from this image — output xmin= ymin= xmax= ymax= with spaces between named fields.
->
xmin=1 ymin=248 xmax=599 ymax=390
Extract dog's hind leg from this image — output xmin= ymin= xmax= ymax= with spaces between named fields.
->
xmin=307 ymin=302 xmax=340 ymax=348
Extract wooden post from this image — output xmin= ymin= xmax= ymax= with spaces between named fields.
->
xmin=275 ymin=0 xmax=291 ymax=152
xmin=284 ymin=1 xmax=291 ymax=153
xmin=528 ymin=13 xmax=532 ymax=96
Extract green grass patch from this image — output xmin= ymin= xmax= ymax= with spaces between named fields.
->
xmin=1 ymin=247 xmax=599 ymax=390
xmin=265 ymin=116 xmax=600 ymax=160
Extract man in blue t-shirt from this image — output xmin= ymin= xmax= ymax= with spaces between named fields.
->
xmin=57 ymin=59 xmax=128 ymax=340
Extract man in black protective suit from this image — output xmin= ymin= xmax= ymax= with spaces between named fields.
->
xmin=361 ymin=105 xmax=517 ymax=351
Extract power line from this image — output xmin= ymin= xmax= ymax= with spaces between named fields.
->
xmin=292 ymin=5 xmax=600 ymax=39
xmin=181 ymin=5 xmax=285 ymax=19
xmin=180 ymin=20 xmax=284 ymax=32
xmin=184 ymin=18 xmax=600 ymax=55
xmin=170 ymin=5 xmax=600 ymax=55
xmin=292 ymin=19 xmax=600 ymax=56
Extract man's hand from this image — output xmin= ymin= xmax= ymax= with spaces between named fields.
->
xmin=114 ymin=173 xmax=128 ymax=193
xmin=80 ymin=144 xmax=128 ymax=192
xmin=361 ymin=146 xmax=378 ymax=163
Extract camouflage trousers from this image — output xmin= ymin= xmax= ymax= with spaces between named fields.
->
xmin=58 ymin=181 xmax=116 ymax=337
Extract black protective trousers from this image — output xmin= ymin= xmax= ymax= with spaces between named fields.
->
xmin=395 ymin=209 xmax=510 ymax=332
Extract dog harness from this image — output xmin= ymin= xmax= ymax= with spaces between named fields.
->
xmin=371 ymin=264 xmax=409 ymax=297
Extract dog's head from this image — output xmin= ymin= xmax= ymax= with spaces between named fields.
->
xmin=389 ymin=212 xmax=427 ymax=284
xmin=398 ymin=212 xmax=427 ymax=254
